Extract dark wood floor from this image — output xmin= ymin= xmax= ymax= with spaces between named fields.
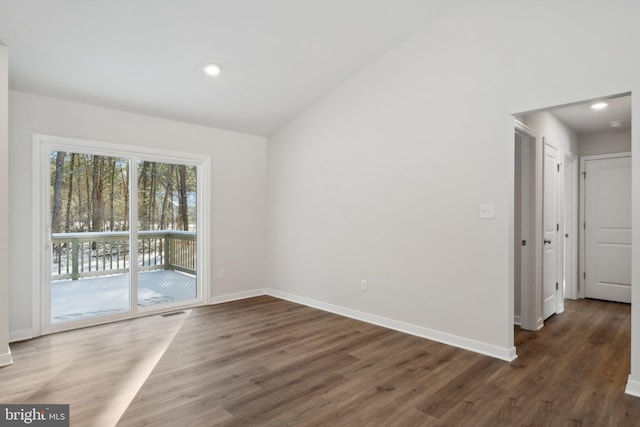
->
xmin=2 ymin=296 xmax=640 ymax=426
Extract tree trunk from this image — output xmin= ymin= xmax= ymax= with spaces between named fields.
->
xmin=149 ymin=162 xmax=157 ymax=229
xmin=140 ymin=161 xmax=149 ymax=230
xmin=83 ymin=155 xmax=92 ymax=231
xmin=91 ymin=155 xmax=105 ymax=232
xmin=178 ymin=165 xmax=188 ymax=231
xmin=120 ymin=164 xmax=129 ymax=231
xmin=160 ymin=164 xmax=176 ymax=230
xmin=64 ymin=153 xmax=75 ymax=232
xmin=109 ymin=158 xmax=116 ymax=231
xmin=51 ymin=151 xmax=66 ymax=233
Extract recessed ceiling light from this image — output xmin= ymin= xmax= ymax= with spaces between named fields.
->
xmin=203 ymin=63 xmax=222 ymax=77
xmin=590 ymin=102 xmax=609 ymax=110
xmin=610 ymin=121 xmax=622 ymax=128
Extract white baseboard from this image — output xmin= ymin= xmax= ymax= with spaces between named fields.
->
xmin=266 ymin=289 xmax=517 ymax=362
xmin=626 ymin=375 xmax=640 ymax=397
xmin=514 ymin=315 xmax=521 ymax=326
xmin=209 ymin=289 xmax=266 ymax=305
xmin=0 ymin=346 xmax=13 ymax=367
xmin=9 ymin=329 xmax=33 ymax=343
xmin=5 ymin=289 xmax=520 ymax=363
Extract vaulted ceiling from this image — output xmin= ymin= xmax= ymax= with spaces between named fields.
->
xmin=0 ymin=0 xmax=452 ymax=136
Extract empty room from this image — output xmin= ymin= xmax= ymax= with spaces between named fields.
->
xmin=1 ymin=0 xmax=640 ymax=425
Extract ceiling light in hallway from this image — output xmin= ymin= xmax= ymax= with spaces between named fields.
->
xmin=203 ymin=63 xmax=222 ymax=77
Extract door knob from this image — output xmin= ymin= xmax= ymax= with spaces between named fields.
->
xmin=544 ymin=239 xmax=551 ymax=244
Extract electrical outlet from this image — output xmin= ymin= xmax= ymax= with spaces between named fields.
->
xmin=219 ymin=268 xmax=226 ymax=279
xmin=360 ymin=279 xmax=368 ymax=292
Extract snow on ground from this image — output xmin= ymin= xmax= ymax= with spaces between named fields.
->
xmin=51 ymin=270 xmax=196 ymax=323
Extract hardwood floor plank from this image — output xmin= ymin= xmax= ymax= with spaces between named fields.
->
xmin=3 ymin=297 xmax=640 ymax=426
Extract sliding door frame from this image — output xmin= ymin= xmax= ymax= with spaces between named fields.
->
xmin=33 ymin=134 xmax=210 ymax=336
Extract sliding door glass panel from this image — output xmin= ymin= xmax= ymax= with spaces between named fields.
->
xmin=137 ymin=161 xmax=197 ymax=308
xmin=49 ymin=152 xmax=131 ymax=324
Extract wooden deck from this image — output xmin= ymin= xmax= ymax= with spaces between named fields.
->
xmin=52 ymin=270 xmax=196 ymax=322
xmin=2 ymin=296 xmax=640 ymax=426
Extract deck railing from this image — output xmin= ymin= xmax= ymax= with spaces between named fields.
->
xmin=51 ymin=230 xmax=196 ymax=280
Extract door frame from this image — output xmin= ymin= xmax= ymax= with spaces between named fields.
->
xmin=32 ymin=134 xmax=211 ymax=337
xmin=579 ymin=152 xmax=632 ymax=300
xmin=515 ymin=121 xmax=544 ymax=331
xmin=563 ymin=152 xmax=579 ymax=300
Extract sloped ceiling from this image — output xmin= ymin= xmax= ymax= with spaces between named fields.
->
xmin=0 ymin=0 xmax=452 ymax=136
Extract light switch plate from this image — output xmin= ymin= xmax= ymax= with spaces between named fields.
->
xmin=479 ymin=203 xmax=495 ymax=219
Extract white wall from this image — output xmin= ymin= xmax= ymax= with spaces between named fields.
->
xmin=267 ymin=0 xmax=640 ymax=371
xmin=0 ymin=45 xmax=11 ymax=366
xmin=522 ymin=111 xmax=579 ymax=155
xmin=9 ymin=91 xmax=267 ymax=338
xmin=579 ymin=128 xmax=631 ymax=156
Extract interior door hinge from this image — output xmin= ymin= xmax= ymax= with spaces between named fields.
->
xmin=583 ymin=222 xmax=586 ymax=230
xmin=556 ymin=282 xmax=559 ymax=290
xmin=521 ymin=240 xmax=526 ymax=246
xmin=557 ymin=164 xmax=561 ymax=172
xmin=557 ymin=223 xmax=559 ymax=231
xmin=582 ymin=171 xmax=586 ymax=179
xmin=583 ymin=272 xmax=586 ymax=279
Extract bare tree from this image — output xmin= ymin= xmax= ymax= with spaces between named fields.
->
xmin=160 ymin=164 xmax=176 ymax=230
xmin=109 ymin=158 xmax=116 ymax=231
xmin=121 ymin=164 xmax=129 ymax=230
xmin=139 ymin=161 xmax=149 ymax=230
xmin=51 ymin=151 xmax=66 ymax=233
xmin=50 ymin=155 xmax=195 ymax=234
xmin=91 ymin=155 xmax=105 ymax=232
xmin=149 ymin=162 xmax=157 ymax=229
xmin=64 ymin=153 xmax=76 ymax=232
xmin=178 ymin=165 xmax=189 ymax=231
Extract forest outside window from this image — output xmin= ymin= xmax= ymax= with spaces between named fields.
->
xmin=36 ymin=135 xmax=209 ymax=333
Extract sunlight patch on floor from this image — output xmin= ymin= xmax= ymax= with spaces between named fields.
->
xmin=95 ymin=310 xmax=190 ymax=427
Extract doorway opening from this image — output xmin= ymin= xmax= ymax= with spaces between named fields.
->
xmin=513 ymin=92 xmax=632 ymax=332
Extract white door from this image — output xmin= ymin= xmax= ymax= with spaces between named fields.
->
xmin=584 ymin=156 xmax=631 ymax=303
xmin=543 ymin=142 xmax=560 ymax=320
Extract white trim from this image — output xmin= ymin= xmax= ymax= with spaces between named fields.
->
xmin=626 ymin=375 xmax=640 ymax=397
xmin=267 ymin=289 xmax=518 ymax=362
xmin=513 ymin=315 xmax=521 ymax=326
xmin=581 ymin=152 xmax=633 ymax=162
xmin=198 ymin=157 xmax=211 ymax=305
xmin=32 ymin=138 xmax=45 ymax=338
xmin=10 ymin=287 xmax=521 ymax=363
xmin=33 ymin=133 xmax=211 ymax=337
xmin=556 ymin=145 xmax=566 ymax=315
xmin=563 ymin=152 xmax=579 ymax=300
xmin=0 ymin=347 xmax=12 ymax=367
xmin=209 ymin=289 xmax=267 ymax=305
xmin=9 ymin=329 xmax=33 ymax=343
xmin=129 ymin=156 xmax=139 ymax=314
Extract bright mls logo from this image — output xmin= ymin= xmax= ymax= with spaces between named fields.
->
xmin=0 ymin=405 xmax=68 ymax=426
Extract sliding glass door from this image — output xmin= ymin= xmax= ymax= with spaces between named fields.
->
xmin=49 ymin=152 xmax=131 ymax=323
xmin=136 ymin=160 xmax=197 ymax=308
xmin=42 ymin=138 xmax=206 ymax=331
